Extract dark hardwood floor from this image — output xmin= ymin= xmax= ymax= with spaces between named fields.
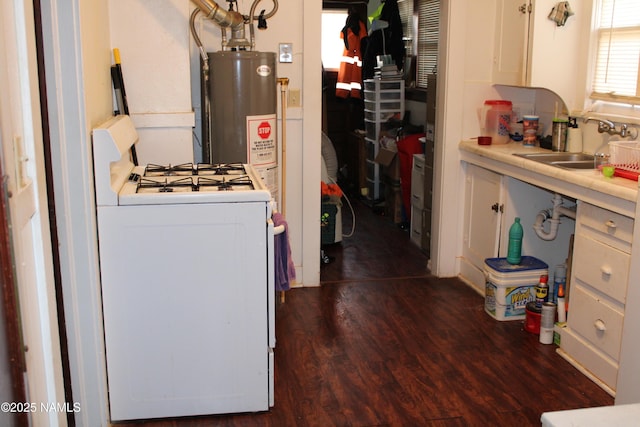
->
xmin=117 ymin=200 xmax=613 ymax=426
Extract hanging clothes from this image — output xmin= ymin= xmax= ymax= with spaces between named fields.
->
xmin=336 ymin=13 xmax=367 ymax=99
xmin=362 ymin=0 xmax=405 ymax=80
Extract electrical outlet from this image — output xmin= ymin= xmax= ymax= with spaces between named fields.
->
xmin=288 ymin=89 xmax=301 ymax=107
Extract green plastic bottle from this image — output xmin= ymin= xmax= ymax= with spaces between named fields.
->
xmin=506 ymin=217 xmax=523 ymax=265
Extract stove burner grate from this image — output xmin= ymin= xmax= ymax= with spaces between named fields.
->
xmin=145 ymin=163 xmax=194 ymax=176
xmin=197 ymin=176 xmax=253 ymax=191
xmin=137 ymin=177 xmax=195 ymax=193
xmin=196 ymin=163 xmax=245 ymax=175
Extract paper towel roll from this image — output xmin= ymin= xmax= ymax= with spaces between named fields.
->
xmin=566 ymin=127 xmax=583 ymax=152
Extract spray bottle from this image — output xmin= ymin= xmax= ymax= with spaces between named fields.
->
xmin=552 ymin=264 xmax=567 ymax=304
xmin=535 ymin=274 xmax=549 ymax=309
xmin=557 ymin=281 xmax=567 ymax=323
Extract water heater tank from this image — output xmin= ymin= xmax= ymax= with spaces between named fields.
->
xmin=206 ymin=51 xmax=277 ymax=164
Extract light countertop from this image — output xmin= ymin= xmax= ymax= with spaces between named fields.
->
xmin=541 ymin=403 xmax=640 ymax=426
xmin=459 ymin=140 xmax=639 ymax=218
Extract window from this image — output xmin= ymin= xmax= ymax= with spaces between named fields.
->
xmin=399 ymin=0 xmax=439 ymax=89
xmin=591 ymin=0 xmax=640 ymax=104
xmin=321 ymin=1 xmax=439 ymax=89
xmin=321 ymin=10 xmax=349 ymax=70
xmin=398 ymin=0 xmax=414 ymax=53
xmin=416 ymin=0 xmax=439 ymax=88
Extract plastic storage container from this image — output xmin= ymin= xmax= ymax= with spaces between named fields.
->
xmin=484 ymin=256 xmax=549 ymax=321
xmin=482 ymin=100 xmax=512 ymax=145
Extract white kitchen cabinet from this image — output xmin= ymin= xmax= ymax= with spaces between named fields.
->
xmin=460 ymin=164 xmax=505 ymax=293
xmin=460 ymin=162 xmax=577 ymax=294
xmin=559 ymin=201 xmax=633 ymax=396
xmin=493 ymin=0 xmax=590 ymax=111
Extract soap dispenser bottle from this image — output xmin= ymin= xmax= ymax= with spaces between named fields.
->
xmin=566 ymin=117 xmax=583 ymax=153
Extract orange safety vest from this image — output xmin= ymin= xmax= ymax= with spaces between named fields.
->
xmin=336 ymin=21 xmax=367 ymax=99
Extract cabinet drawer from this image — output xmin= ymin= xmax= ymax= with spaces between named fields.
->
xmin=364 ymin=137 xmax=377 ymax=162
xmin=424 ymin=165 xmax=433 ymax=210
xmin=567 ymin=284 xmax=624 ymax=361
xmin=364 ymin=79 xmax=403 ymax=91
xmin=410 ymin=206 xmax=431 ymax=252
xmin=577 ymin=202 xmax=634 ymax=250
xmin=366 ymin=160 xmax=381 ymax=181
xmin=424 ymin=139 xmax=434 ymax=167
xmin=561 ymin=327 xmax=618 ymax=392
xmin=411 ymin=155 xmax=425 ymax=208
xmin=572 ymin=233 xmax=630 ymax=303
xmin=364 ymin=120 xmax=377 ymax=139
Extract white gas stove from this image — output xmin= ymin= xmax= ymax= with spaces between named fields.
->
xmin=117 ymin=161 xmax=272 ymax=205
xmin=92 ymin=115 xmax=275 ymax=421
xmin=92 ymin=115 xmax=271 ymax=207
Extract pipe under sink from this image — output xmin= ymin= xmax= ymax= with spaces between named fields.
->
xmin=513 ymin=152 xmax=596 ymax=169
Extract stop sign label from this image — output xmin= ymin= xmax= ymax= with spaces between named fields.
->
xmin=257 ymin=121 xmax=271 ymax=139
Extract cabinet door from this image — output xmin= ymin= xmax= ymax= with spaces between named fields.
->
xmin=493 ymin=0 xmax=588 ymax=110
xmin=493 ymin=0 xmax=530 ymax=85
xmin=463 ymin=164 xmax=504 ymax=270
xmin=527 ymin=0 xmax=588 ymax=110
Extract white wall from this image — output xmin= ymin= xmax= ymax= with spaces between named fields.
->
xmin=432 ymin=0 xmax=494 ymax=277
xmin=109 ymin=0 xmax=195 ymax=165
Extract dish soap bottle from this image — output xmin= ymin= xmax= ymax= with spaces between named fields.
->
xmin=506 ymin=217 xmax=523 ymax=265
xmin=566 ymin=117 xmax=583 ymax=153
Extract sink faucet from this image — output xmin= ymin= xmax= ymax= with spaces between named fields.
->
xmin=584 ymin=117 xmax=616 ymax=134
xmin=583 ymin=117 xmax=638 ymax=139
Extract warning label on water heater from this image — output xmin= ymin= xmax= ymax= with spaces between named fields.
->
xmin=247 ymin=114 xmax=277 ymax=166
xmin=246 ymin=114 xmax=279 ymax=202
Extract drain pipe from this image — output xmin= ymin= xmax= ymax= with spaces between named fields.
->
xmin=533 ymin=194 xmax=576 ymax=241
xmin=277 ymin=77 xmax=289 ymax=303
xmin=277 ymin=77 xmax=289 ymax=215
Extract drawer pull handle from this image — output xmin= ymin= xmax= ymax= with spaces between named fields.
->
xmin=594 ymin=319 xmax=606 ymax=332
xmin=605 ymin=220 xmax=617 ymax=229
xmin=600 ymin=266 xmax=612 ymax=276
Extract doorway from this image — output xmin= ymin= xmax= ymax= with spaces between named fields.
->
xmin=321 ymin=1 xmax=368 ymax=197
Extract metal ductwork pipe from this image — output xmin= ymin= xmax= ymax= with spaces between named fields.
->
xmin=191 ymin=0 xmax=245 ymax=29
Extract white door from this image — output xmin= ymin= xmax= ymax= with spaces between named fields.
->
xmin=0 ymin=1 xmax=66 ymax=425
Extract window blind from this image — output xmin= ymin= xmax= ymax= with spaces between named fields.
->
xmin=591 ymin=0 xmax=640 ymax=103
xmin=394 ymin=0 xmax=440 ymax=89
xmin=416 ymin=0 xmax=439 ymax=89
xmin=398 ymin=0 xmax=414 ymax=52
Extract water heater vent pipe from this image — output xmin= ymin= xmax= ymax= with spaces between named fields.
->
xmin=190 ymin=0 xmax=278 ymax=50
xmin=533 ymin=193 xmax=576 ymax=241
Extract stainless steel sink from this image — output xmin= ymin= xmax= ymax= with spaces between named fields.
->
xmin=514 ymin=152 xmax=595 ymax=169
